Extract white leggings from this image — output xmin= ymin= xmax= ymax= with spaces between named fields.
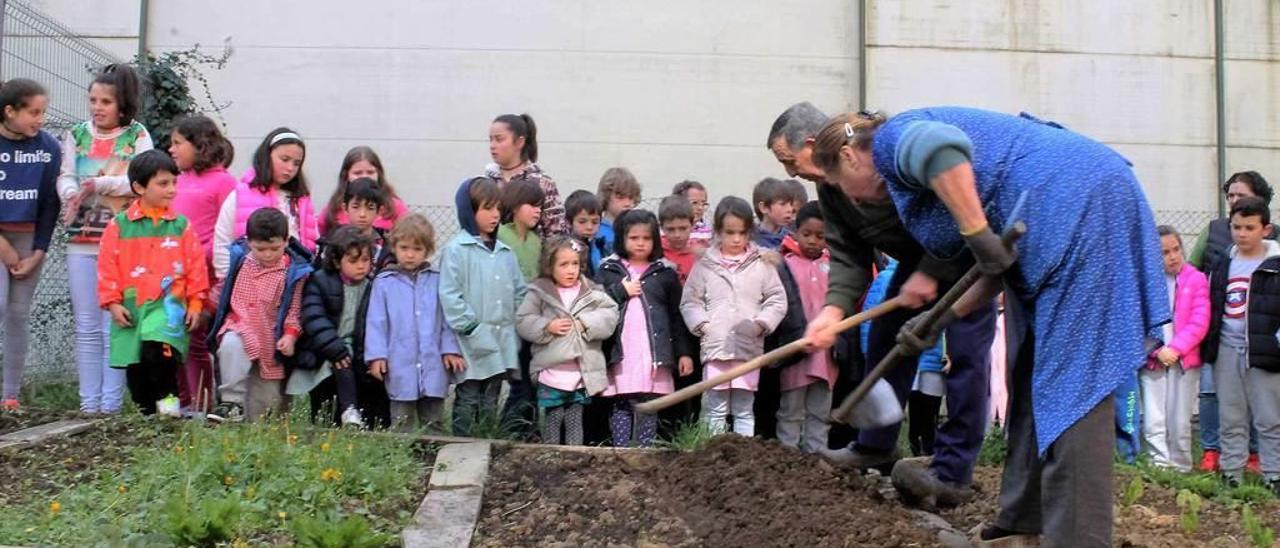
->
xmin=704 ymin=388 xmax=755 ymax=436
xmin=67 ymin=252 xmax=124 ymax=412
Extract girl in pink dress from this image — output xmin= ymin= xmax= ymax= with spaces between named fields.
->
xmin=597 ymin=210 xmax=695 ymax=446
xmin=681 ymin=197 xmax=788 ymax=436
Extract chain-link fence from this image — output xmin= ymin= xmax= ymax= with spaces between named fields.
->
xmin=0 ymin=0 xmax=122 ymax=131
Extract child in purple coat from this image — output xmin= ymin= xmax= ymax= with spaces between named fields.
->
xmin=364 ymin=214 xmax=463 ymax=433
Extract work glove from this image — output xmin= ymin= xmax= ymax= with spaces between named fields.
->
xmin=963 ymin=225 xmax=1016 ymax=275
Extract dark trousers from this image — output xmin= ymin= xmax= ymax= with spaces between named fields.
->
xmin=754 ymin=366 xmax=781 ymax=439
xmin=908 ymin=391 xmax=942 ymax=456
xmin=127 ymin=342 xmax=181 ymax=415
xmin=357 ymin=372 xmax=391 ymax=429
xmin=931 ymin=301 xmax=996 ymax=485
xmin=308 ymin=367 xmax=359 ymax=425
xmin=828 ymin=330 xmax=865 ymax=449
xmin=995 ymin=294 xmax=1113 ymax=547
xmin=858 ymin=268 xmax=995 ymax=485
xmin=452 ymin=375 xmax=503 ymax=437
xmin=500 ymin=342 xmax=538 ymax=440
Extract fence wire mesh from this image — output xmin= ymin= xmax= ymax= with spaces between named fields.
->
xmin=1 ymin=0 xmax=122 ymax=130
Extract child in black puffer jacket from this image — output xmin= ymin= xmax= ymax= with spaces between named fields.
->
xmin=290 ymin=225 xmax=380 ymax=427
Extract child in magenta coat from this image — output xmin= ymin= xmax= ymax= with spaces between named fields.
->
xmin=1142 ymin=225 xmax=1210 ymax=472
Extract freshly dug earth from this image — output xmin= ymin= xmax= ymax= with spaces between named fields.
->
xmin=479 ymin=436 xmax=1280 ymax=547
xmin=475 ymin=437 xmax=943 ymax=547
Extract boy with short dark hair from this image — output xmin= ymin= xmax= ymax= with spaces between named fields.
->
xmin=207 ymin=207 xmax=314 ymax=423
xmin=1201 ymin=196 xmax=1280 ymax=492
xmin=440 ymin=177 xmax=525 ymax=436
xmin=658 ymin=194 xmax=702 ymax=284
xmin=752 ymin=177 xmax=795 ymax=249
xmin=566 ymin=189 xmax=605 ymax=276
xmin=97 ymin=149 xmax=209 ymax=417
xmin=317 ymin=178 xmax=393 ymax=270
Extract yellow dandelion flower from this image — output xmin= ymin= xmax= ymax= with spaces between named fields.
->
xmin=232 ymin=538 xmax=250 ymax=548
xmin=49 ymin=501 xmax=61 ymax=514
xmin=117 ymin=484 xmax=127 ymax=494
xmin=320 ymin=442 xmax=330 ymax=453
xmin=287 ymin=434 xmax=299 ymax=446
xmin=277 ymin=511 xmax=288 ymax=520
xmin=245 ymin=486 xmax=256 ymax=498
xmin=223 ymin=475 xmax=235 ymax=486
xmin=224 ymin=452 xmax=237 ymax=463
xmin=173 ymin=445 xmax=184 ymax=454
xmin=320 ymin=468 xmax=343 ymax=482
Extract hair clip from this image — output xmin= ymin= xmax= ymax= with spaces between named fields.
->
xmin=857 ymin=109 xmax=881 ymax=119
xmin=844 ymin=122 xmax=856 ymax=138
xmin=569 ymin=240 xmax=583 ymax=252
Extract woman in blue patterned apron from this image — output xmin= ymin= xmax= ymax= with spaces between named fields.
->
xmin=810 ymin=108 xmax=1168 ymax=547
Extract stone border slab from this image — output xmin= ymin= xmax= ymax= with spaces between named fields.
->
xmin=0 ymin=418 xmax=101 ymax=452
xmin=403 ymin=442 xmax=491 ymax=548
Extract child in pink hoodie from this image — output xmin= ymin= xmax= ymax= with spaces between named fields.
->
xmin=168 ymin=115 xmax=236 ymax=413
xmin=1142 ymin=225 xmax=1210 ymax=471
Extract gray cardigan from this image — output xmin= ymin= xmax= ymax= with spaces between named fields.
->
xmin=515 ymin=278 xmax=620 ymax=395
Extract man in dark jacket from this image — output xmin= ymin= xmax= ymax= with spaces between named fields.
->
xmin=767 ymin=102 xmax=997 ymax=507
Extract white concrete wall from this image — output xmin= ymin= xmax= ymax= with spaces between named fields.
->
xmin=134 ymin=0 xmax=859 ymax=207
xmin=866 ymin=0 xmax=1280 ymax=220
xmin=24 ymin=0 xmax=1280 ymax=218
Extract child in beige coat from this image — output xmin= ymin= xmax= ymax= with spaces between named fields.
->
xmin=516 ymin=236 xmax=619 ymax=445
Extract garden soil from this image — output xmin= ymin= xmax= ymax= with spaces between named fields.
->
xmin=477 ymin=436 xmax=1280 ymax=547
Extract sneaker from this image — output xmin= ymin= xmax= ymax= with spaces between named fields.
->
xmin=1268 ymin=477 xmax=1280 ymax=498
xmin=1223 ymin=472 xmax=1243 ymax=489
xmin=1247 ymin=453 xmax=1262 ymax=475
xmin=157 ymin=396 xmax=181 ymax=418
xmin=340 ymin=406 xmax=364 ymax=428
xmin=208 ymin=402 xmax=244 ymax=424
xmin=1199 ymin=449 xmax=1221 ymax=472
xmin=1 ymin=398 xmax=18 ymax=411
xmin=818 ymin=445 xmax=901 ymax=472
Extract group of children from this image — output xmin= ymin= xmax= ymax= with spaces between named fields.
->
xmin=0 ymin=68 xmax=848 ymax=453
xmin=2 ymin=67 xmax=1274 ymax=493
xmin=1138 ymin=181 xmax=1280 ymax=493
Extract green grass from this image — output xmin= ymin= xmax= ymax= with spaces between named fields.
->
xmin=0 ymin=412 xmax=430 ymax=546
xmin=19 ymin=381 xmax=82 ymax=412
xmin=657 ymin=421 xmax=716 ymax=452
xmin=977 ymin=423 xmax=1008 ymax=466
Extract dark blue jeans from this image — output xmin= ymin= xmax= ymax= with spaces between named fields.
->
xmin=859 ymin=268 xmax=996 ymax=485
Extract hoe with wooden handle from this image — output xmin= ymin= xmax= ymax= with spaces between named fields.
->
xmin=632 ymin=297 xmax=905 ymax=416
xmin=831 ymin=221 xmax=1026 ymax=425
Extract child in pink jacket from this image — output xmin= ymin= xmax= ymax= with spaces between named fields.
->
xmin=168 ymin=115 xmax=236 ymax=413
xmin=1142 ymin=225 xmax=1210 ymax=472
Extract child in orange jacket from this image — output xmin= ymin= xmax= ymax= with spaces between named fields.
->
xmin=98 ymin=149 xmax=208 ymax=416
